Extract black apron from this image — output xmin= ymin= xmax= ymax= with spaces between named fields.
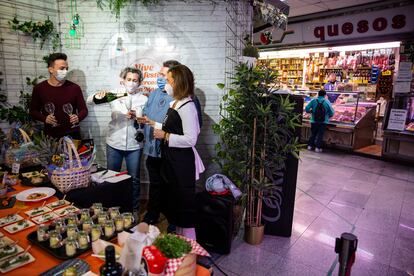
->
xmin=160 ymin=100 xmax=196 ymax=228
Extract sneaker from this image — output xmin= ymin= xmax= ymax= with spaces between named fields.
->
xmin=315 ymin=148 xmax=323 ymax=153
xmin=307 ymin=146 xmax=313 ymax=151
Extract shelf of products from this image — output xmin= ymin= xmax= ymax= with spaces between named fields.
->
xmin=260 ymin=58 xmax=303 ymax=87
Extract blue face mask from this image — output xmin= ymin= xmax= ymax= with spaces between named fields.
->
xmin=157 ymin=77 xmax=167 ymax=90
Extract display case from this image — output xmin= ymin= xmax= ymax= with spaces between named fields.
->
xmin=382 ymin=93 xmax=414 ymax=162
xmin=297 ymin=91 xmax=377 ymax=150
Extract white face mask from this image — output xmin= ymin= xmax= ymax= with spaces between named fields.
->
xmin=55 ymin=69 xmax=67 ymax=82
xmin=165 ymin=83 xmax=174 ymax=96
xmin=124 ymin=81 xmax=139 ymax=93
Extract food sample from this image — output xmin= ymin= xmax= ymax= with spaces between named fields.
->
xmin=4 ymin=219 xmax=35 ymax=234
xmin=49 ymin=230 xmax=62 ymax=249
xmin=65 ymin=237 xmax=77 ymax=257
xmin=47 ymin=200 xmax=70 ymax=210
xmin=26 ymin=192 xmax=47 ymax=200
xmin=0 ymin=253 xmax=35 ymax=273
xmin=0 ymin=214 xmax=24 ymax=227
xmin=25 ymin=206 xmax=52 ymax=217
xmin=54 ymin=206 xmax=79 ymax=217
xmin=32 ymin=212 xmax=59 ymax=224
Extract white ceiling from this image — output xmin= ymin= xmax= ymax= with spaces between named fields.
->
xmin=285 ymin=0 xmax=382 ymax=17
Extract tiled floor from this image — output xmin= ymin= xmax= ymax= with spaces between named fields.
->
xmin=215 ymin=150 xmax=414 ymax=276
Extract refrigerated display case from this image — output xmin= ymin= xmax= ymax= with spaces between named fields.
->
xmin=298 ymin=91 xmax=377 ymax=150
xmin=382 ymin=93 xmax=414 ymax=162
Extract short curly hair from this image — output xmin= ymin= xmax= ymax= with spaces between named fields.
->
xmin=47 ymin=53 xmax=67 ymax=67
xmin=119 ymin=67 xmax=143 ymax=83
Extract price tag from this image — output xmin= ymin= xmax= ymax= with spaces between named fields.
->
xmin=12 ymin=163 xmax=20 ymax=174
xmin=382 ymin=70 xmax=392 ymax=76
xmin=363 ymin=80 xmax=369 ymax=84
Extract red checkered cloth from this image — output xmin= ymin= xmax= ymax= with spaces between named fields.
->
xmin=164 ymin=236 xmax=210 ymax=276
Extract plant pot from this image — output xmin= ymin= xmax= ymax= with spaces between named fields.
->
xmin=240 ymin=56 xmax=257 ymax=68
xmin=244 ymin=224 xmax=264 ymax=245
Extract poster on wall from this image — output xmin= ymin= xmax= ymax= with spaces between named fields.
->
xmin=387 ymin=109 xmax=408 ymax=131
xmin=406 ymin=97 xmax=414 ymax=131
xmin=397 ymin=62 xmax=413 ymax=82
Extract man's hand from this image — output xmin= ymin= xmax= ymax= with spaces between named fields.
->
xmin=136 ymin=116 xmax=149 ymax=124
xmin=153 ymin=129 xmax=165 ymax=139
xmin=94 ymin=91 xmax=107 ymax=99
xmin=126 ymin=110 xmax=136 ymax=119
xmin=69 ymin=114 xmax=79 ymax=124
xmin=45 ymin=115 xmax=58 ymax=126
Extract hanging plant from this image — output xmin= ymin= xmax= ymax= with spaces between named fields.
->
xmin=96 ymin=0 xmax=159 ymax=19
xmin=8 ymin=17 xmax=60 ymax=50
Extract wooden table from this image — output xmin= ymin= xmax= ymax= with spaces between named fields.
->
xmin=0 ymin=184 xmax=212 ymax=275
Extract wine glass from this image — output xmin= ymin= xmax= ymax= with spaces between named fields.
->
xmin=44 ymin=102 xmax=58 ymax=127
xmin=63 ymin=103 xmax=79 ymax=128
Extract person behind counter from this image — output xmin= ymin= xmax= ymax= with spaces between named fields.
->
xmin=305 ymin=89 xmax=334 ymax=153
xmin=87 ymin=67 xmax=148 ymax=218
xmin=323 ymin=72 xmax=339 ymax=91
xmin=29 ymin=53 xmax=88 ymax=139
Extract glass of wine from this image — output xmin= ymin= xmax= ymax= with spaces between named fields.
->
xmin=44 ymin=102 xmax=58 ymax=127
xmin=63 ymin=103 xmax=79 ymax=128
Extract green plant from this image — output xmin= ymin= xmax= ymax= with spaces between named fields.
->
xmin=30 ymin=131 xmax=59 ymax=167
xmin=8 ymin=17 xmax=60 ymax=50
xmin=242 ymin=36 xmax=259 ymax=58
xmin=96 ymin=0 xmax=159 ymax=19
xmin=214 ymin=63 xmax=303 ymax=227
xmin=153 ymin=234 xmax=192 ymax=259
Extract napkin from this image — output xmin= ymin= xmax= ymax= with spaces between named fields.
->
xmin=91 ymin=170 xmax=130 ymax=184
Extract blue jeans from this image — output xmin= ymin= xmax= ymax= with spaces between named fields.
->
xmin=308 ymin=122 xmax=326 ymax=149
xmin=106 ymin=144 xmax=142 ymax=211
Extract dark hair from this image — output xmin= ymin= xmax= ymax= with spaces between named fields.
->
xmin=47 ymin=53 xmax=67 ymax=67
xmin=119 ymin=67 xmax=143 ymax=83
xmin=168 ymin=64 xmax=194 ymax=100
xmin=163 ymin=60 xmax=180 ymax=68
xmin=318 ymin=89 xmax=326 ymax=97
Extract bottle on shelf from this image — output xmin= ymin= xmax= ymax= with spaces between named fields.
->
xmin=100 ymin=245 xmax=123 ymax=276
xmin=93 ymin=91 xmax=128 ymax=104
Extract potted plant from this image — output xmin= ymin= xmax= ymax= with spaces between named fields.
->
xmin=214 ymin=63 xmax=302 ymax=244
xmin=241 ymin=35 xmax=260 ymax=68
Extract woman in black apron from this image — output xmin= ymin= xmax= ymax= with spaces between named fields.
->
xmin=153 ymin=64 xmax=203 ymax=239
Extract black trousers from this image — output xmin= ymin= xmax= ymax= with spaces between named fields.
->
xmin=308 ymin=122 xmax=327 ymax=149
xmin=145 ymin=156 xmax=163 ymax=217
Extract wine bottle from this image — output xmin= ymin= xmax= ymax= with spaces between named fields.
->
xmin=93 ymin=92 xmax=128 ymax=104
xmin=100 ymin=245 xmax=123 ymax=276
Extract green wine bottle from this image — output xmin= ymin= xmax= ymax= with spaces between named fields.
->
xmin=93 ymin=92 xmax=128 ymax=104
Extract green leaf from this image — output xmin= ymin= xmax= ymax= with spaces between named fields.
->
xmin=217 ymin=83 xmax=225 ymax=89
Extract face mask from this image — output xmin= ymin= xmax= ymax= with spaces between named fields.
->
xmin=157 ymin=77 xmax=167 ymax=90
xmin=165 ymin=83 xmax=174 ymax=96
xmin=124 ymin=81 xmax=139 ymax=93
xmin=55 ymin=69 xmax=67 ymax=82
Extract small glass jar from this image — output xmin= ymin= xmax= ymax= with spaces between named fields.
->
xmin=80 ymin=208 xmax=91 ymax=222
xmin=54 ymin=218 xmax=66 ymax=234
xmin=66 ymin=224 xmax=78 ymax=239
xmin=114 ymin=215 xmax=124 ymax=232
xmin=77 ymin=230 xmax=89 ymax=249
xmin=97 ymin=213 xmax=108 ymax=225
xmin=37 ymin=224 xmax=49 ymax=242
xmin=49 ymin=230 xmax=62 ymax=248
xmin=108 ymin=207 xmax=120 ymax=219
xmin=65 ymin=236 xmax=78 ymax=257
xmin=91 ymin=203 xmax=103 ymax=215
xmin=104 ymin=220 xmax=115 ymax=238
xmin=91 ymin=224 xmax=102 ymax=242
xmin=66 ymin=214 xmax=78 ymax=225
xmin=82 ymin=218 xmax=93 ymax=234
xmin=122 ymin=212 xmax=134 ymax=229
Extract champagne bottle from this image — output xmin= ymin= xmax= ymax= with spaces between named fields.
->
xmin=100 ymin=245 xmax=123 ymax=276
xmin=93 ymin=92 xmax=128 ymax=104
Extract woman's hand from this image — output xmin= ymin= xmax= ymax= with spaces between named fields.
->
xmin=136 ymin=115 xmax=149 ymax=124
xmin=153 ymin=129 xmax=165 ymax=139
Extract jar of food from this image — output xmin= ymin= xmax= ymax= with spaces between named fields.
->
xmin=97 ymin=213 xmax=108 ymax=225
xmin=104 ymin=220 xmax=115 ymax=238
xmin=66 ymin=214 xmax=78 ymax=226
xmin=82 ymin=219 xmax=93 ymax=234
xmin=77 ymin=230 xmax=89 ymax=249
xmin=91 ymin=224 xmax=102 ymax=242
xmin=37 ymin=224 xmax=49 ymax=242
xmin=49 ymin=230 xmax=62 ymax=248
xmin=108 ymin=207 xmax=120 ymax=219
xmin=54 ymin=218 xmax=66 ymax=234
xmin=80 ymin=208 xmax=91 ymax=222
xmin=66 ymin=224 xmax=78 ymax=239
xmin=91 ymin=203 xmax=103 ymax=215
xmin=122 ymin=212 xmax=134 ymax=229
xmin=65 ymin=236 xmax=78 ymax=257
xmin=114 ymin=215 xmax=124 ymax=232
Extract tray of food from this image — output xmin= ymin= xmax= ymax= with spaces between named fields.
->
xmin=0 ymin=243 xmax=24 ymax=261
xmin=0 ymin=214 xmax=24 ymax=227
xmin=32 ymin=213 xmax=60 ymax=224
xmin=46 ymin=200 xmax=71 ymax=210
xmin=27 ymin=205 xmax=136 ymax=260
xmin=4 ymin=219 xmax=35 ymax=234
xmin=20 ymin=170 xmax=49 ymax=186
xmin=53 ymin=205 xmax=80 ymax=217
xmin=0 ymin=251 xmax=35 ymax=273
xmin=39 ymin=258 xmax=90 ymax=276
xmin=25 ymin=206 xmax=53 ymax=217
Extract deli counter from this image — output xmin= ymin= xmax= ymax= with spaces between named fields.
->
xmin=297 ymin=91 xmax=377 ymax=150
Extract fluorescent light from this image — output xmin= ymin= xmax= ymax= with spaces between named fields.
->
xmin=259 ymin=41 xmax=401 ymax=59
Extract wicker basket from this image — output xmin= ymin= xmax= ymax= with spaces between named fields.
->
xmin=49 ymin=138 xmax=91 ymax=193
xmin=4 ymin=128 xmax=38 ymax=168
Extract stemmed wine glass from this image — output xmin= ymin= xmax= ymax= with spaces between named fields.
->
xmin=63 ymin=103 xmax=79 ymax=128
xmin=44 ymin=102 xmax=58 ymax=127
